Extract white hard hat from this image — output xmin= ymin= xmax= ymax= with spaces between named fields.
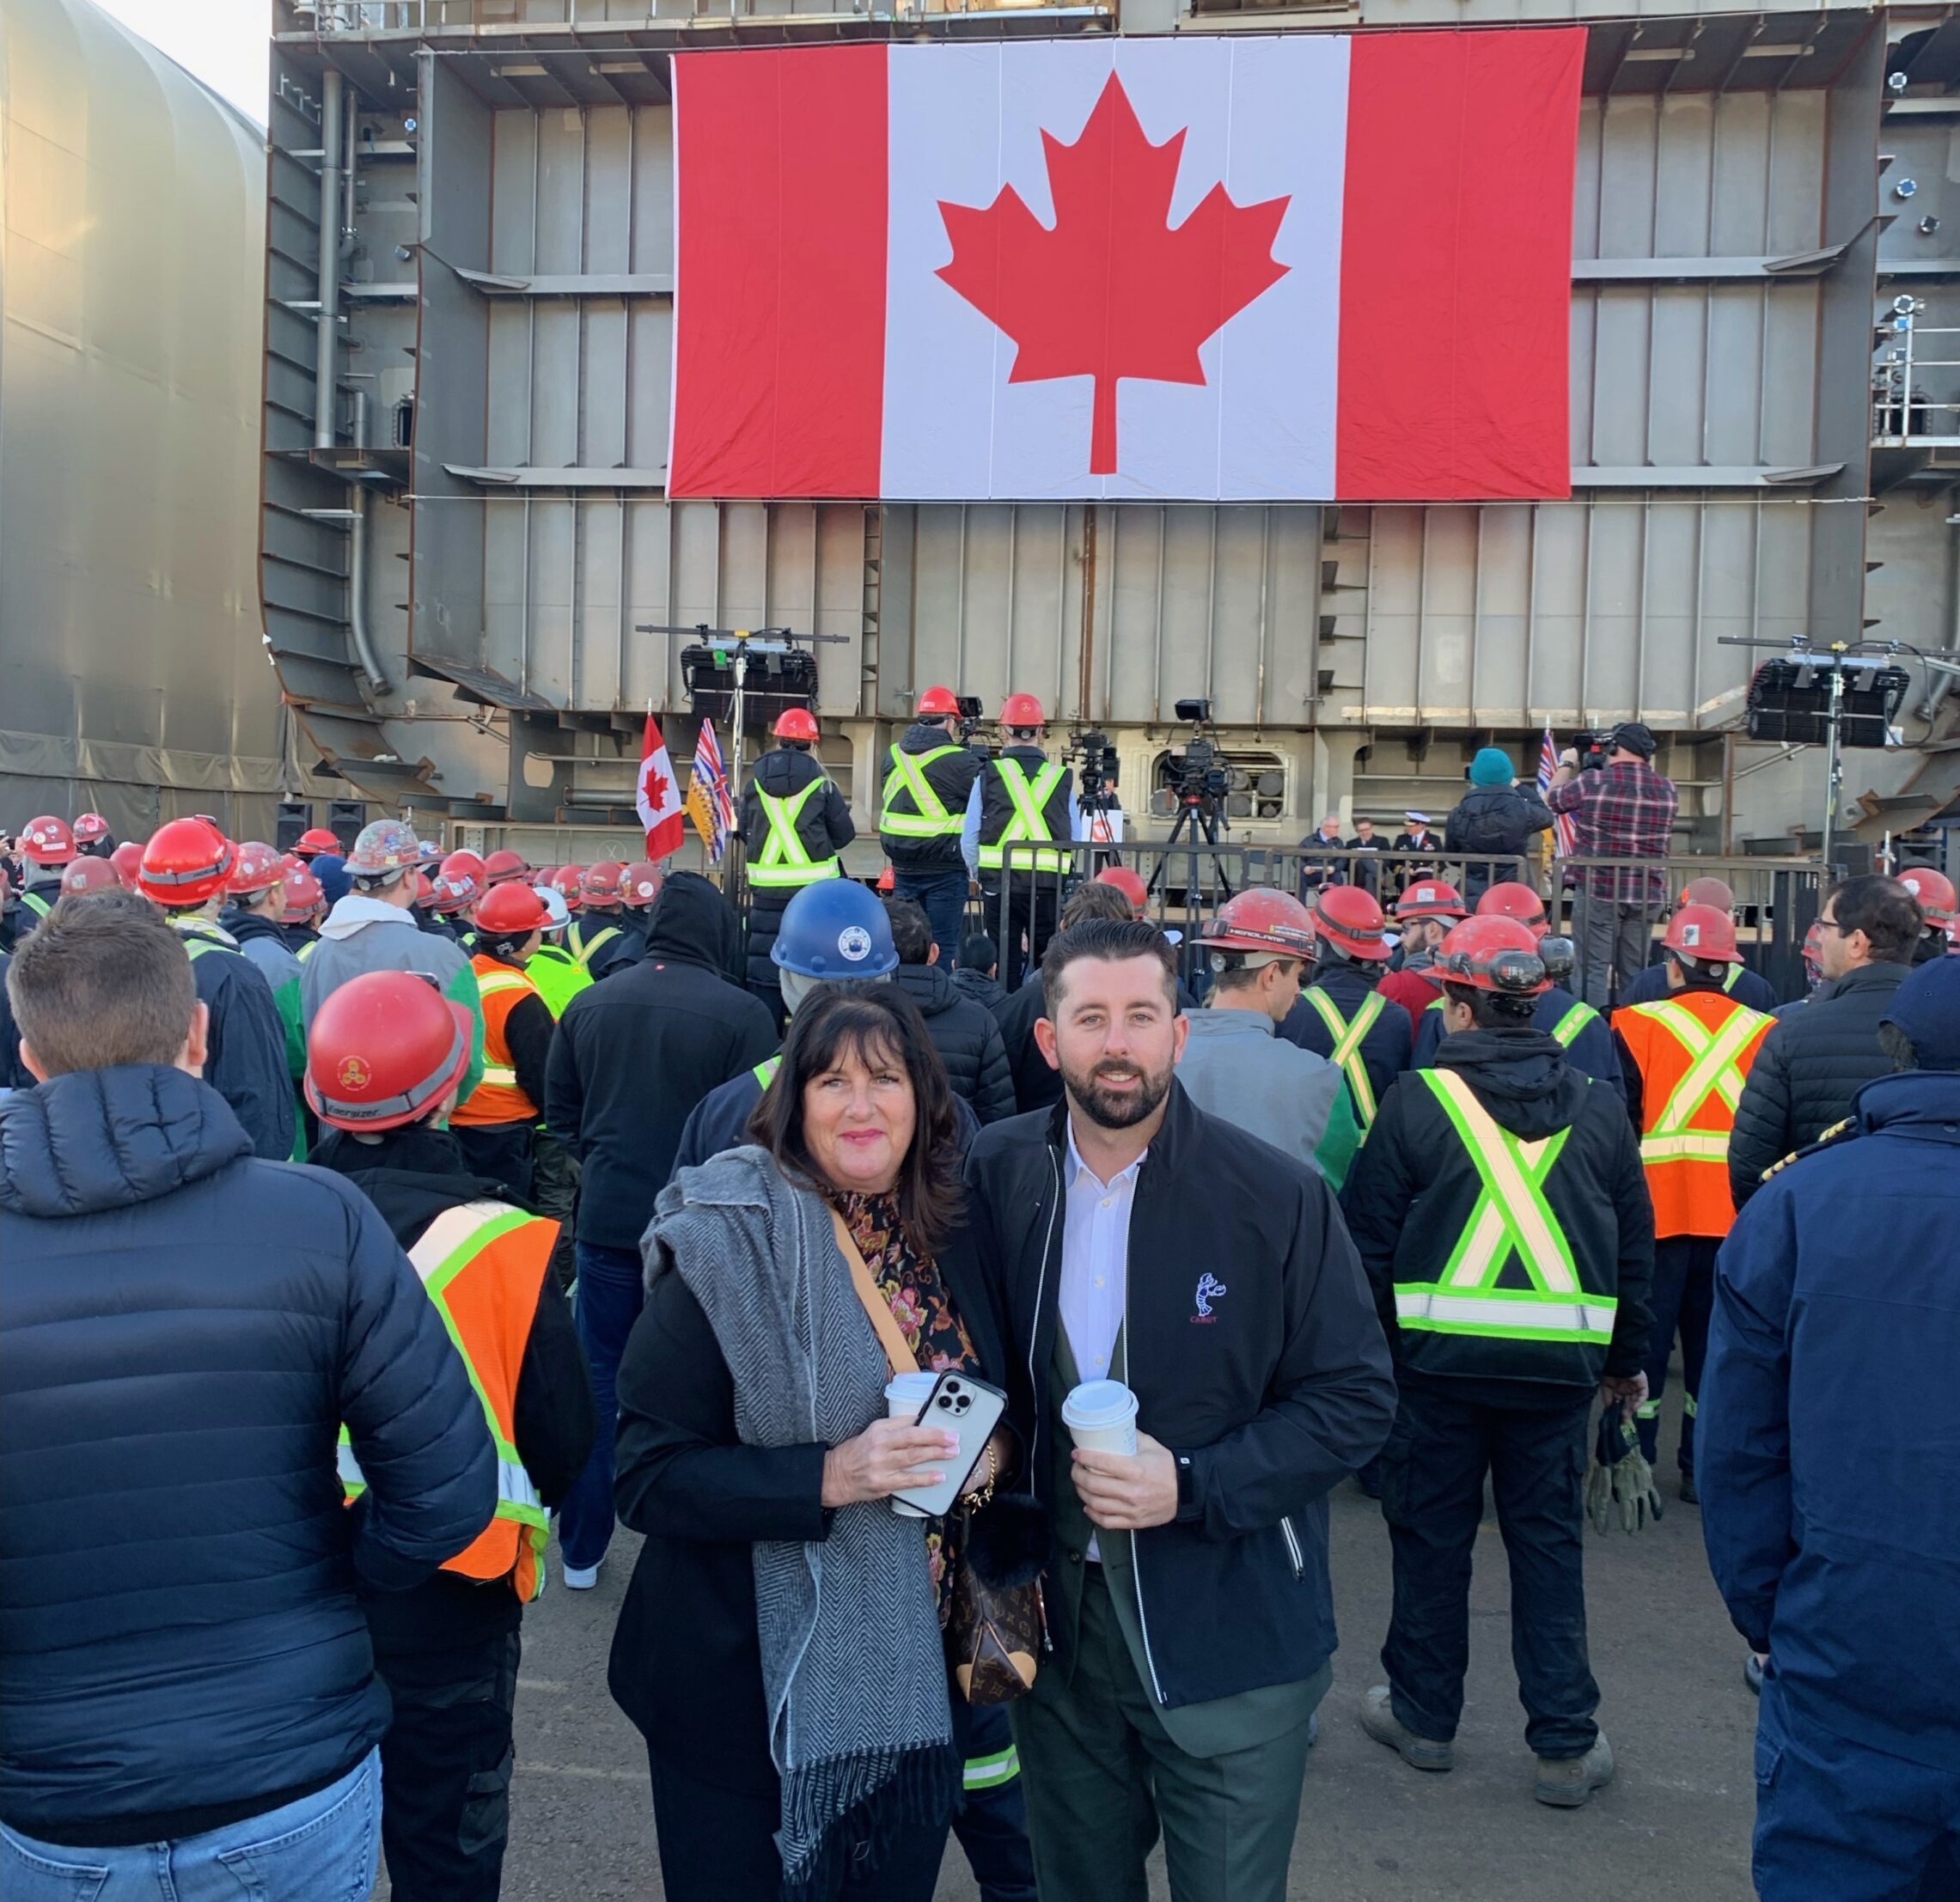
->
xmin=537 ymin=886 xmax=571 ymax=932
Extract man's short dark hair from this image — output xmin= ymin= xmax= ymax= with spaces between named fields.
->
xmin=1828 ymin=875 xmax=1922 ymax=964
xmin=1441 ymin=980 xmax=1536 ymax=1028
xmin=7 ymin=891 xmax=197 ymax=1076
xmin=1060 ymin=882 xmax=1134 ymax=930
xmin=959 ymin=931 xmax=998 ymax=974
xmin=1041 ymin=917 xmax=1178 ymax=1009
xmin=1208 ymin=950 xmax=1299 ymax=994
xmin=883 ymin=897 xmax=934 ymax=966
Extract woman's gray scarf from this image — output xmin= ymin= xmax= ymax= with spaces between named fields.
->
xmin=649 ymin=1147 xmax=953 ymax=1895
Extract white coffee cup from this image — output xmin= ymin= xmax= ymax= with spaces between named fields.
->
xmin=884 ymin=1371 xmax=939 ymax=1516
xmin=1062 ymin=1379 xmax=1139 ymax=1456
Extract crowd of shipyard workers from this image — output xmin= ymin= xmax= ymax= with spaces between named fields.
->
xmin=1 ymin=696 xmax=1957 ymax=1902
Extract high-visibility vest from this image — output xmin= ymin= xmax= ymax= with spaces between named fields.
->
xmin=453 ymin=955 xmax=543 ymax=1127
xmin=1723 ymin=965 xmax=1742 ymax=995
xmin=526 ymin=942 xmax=593 ymax=1018
xmin=1550 ymin=999 xmax=1598 ymax=1048
xmin=880 ymin=744 xmax=965 ymax=838
xmin=339 ymin=1200 xmax=555 ymax=1601
xmin=754 ymin=1053 xmax=782 ymax=1089
xmin=1615 ymin=991 xmax=1773 ymax=1239
xmin=174 ymin=919 xmax=235 ymax=963
xmin=748 ymin=777 xmax=843 ymax=889
xmin=977 ymin=758 xmax=1070 ymax=873
xmin=19 ymin=889 xmax=52 ymax=921
xmin=1394 ymin=1069 xmax=1616 ymax=1344
xmin=566 ymin=918 xmax=624 ymax=972
xmin=1301 ymin=987 xmax=1388 ymax=1131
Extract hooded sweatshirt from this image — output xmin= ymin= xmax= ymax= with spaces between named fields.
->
xmin=300 ymin=891 xmax=485 ymax=1103
xmin=0 ymin=1067 xmax=494 ymax=1844
xmin=1340 ymin=1027 xmax=1655 ymax=1396
xmin=544 ymin=872 xmax=777 ymax=1249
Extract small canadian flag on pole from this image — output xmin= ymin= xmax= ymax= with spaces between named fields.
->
xmin=638 ymin=712 xmax=687 ymax=862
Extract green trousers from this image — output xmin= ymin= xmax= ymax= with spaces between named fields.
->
xmin=1011 ymin=1565 xmax=1322 ymax=1902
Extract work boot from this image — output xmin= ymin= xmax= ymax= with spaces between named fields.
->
xmin=1360 ymin=1686 xmax=1455 ymax=1771
xmin=1678 ymin=1472 xmax=1700 ymax=1506
xmin=1534 ymin=1734 xmax=1615 ymax=1808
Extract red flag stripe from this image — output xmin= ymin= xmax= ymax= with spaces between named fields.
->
xmin=668 ymin=46 xmax=888 ymax=499
xmin=1336 ymin=27 xmax=1583 ymax=501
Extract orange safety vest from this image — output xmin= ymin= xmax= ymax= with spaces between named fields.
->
xmin=453 ymin=954 xmax=542 ymax=1127
xmin=1612 ymin=989 xmax=1773 ymax=1241
xmin=340 ymin=1200 xmax=557 ymax=1601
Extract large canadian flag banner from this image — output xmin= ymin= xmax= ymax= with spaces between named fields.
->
xmin=667 ymin=32 xmax=1584 ymax=504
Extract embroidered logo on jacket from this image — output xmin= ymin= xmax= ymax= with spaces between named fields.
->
xmin=1193 ymin=1271 xmax=1229 ymax=1322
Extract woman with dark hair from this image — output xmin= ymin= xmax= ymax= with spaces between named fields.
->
xmin=608 ymin=985 xmax=1023 ymax=1902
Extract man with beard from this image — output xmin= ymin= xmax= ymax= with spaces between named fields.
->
xmin=965 ymin=917 xmax=1395 ymax=1902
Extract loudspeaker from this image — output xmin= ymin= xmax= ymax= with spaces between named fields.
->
xmin=275 ymin=802 xmax=314 ymax=851
xmin=327 ymin=801 xmax=367 ymax=850
xmin=1745 ymin=661 xmax=1909 ymax=749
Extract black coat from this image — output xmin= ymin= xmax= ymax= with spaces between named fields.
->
xmin=1618 ymin=958 xmax=1782 ymax=1015
xmin=0 ymin=1068 xmax=496 ymax=1844
xmin=1442 ymin=784 xmax=1554 ymax=901
xmin=180 ymin=924 xmax=297 ymax=1161
xmin=890 ymin=962 xmax=1016 ymax=1125
xmin=1279 ymin=964 xmax=1414 ymax=1117
xmin=565 ymin=910 xmax=644 ymax=982
xmin=0 ymin=950 xmax=29 ymax=1089
xmin=739 ymin=748 xmax=856 ymax=985
xmin=308 ymin=1123 xmax=597 ymax=1652
xmin=963 ymin=1085 xmax=1395 ymax=1710
xmin=1728 ymin=961 xmax=1914 ymax=1209
xmin=952 ymin=966 xmax=1008 ymax=1015
xmin=878 ymin=722 xmax=985 ymax=873
xmin=545 ymin=874 xmax=778 ymax=1250
xmin=1340 ymin=1029 xmax=1655 ymax=1392
xmin=608 ymin=1203 xmax=1009 ymax=1792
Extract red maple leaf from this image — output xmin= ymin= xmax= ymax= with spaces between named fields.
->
xmin=642 ymin=765 xmax=669 ymax=810
xmin=936 ymin=74 xmax=1291 ymax=477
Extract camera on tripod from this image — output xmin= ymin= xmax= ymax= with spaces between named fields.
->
xmin=1169 ymin=698 xmax=1237 ymax=812
xmin=1071 ymin=728 xmax=1121 ymax=807
xmin=955 ymin=694 xmax=993 ymax=755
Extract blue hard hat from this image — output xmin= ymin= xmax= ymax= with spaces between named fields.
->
xmin=772 ymin=880 xmax=899 ymax=978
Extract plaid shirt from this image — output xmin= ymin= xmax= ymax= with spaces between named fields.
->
xmin=1545 ymin=760 xmax=1677 ymax=900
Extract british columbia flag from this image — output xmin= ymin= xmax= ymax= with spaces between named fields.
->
xmin=1538 ymin=726 xmax=1578 ymax=859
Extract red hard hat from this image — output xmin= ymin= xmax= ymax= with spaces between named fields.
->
xmin=1899 ymin=866 xmax=1957 ymax=925
xmin=1314 ymin=885 xmax=1389 ymax=961
xmin=876 ymin=864 xmax=895 ymax=893
xmin=430 ymin=850 xmax=485 ymax=913
xmin=414 ymin=870 xmax=437 ymax=906
xmin=1198 ymin=888 xmax=1316 ymax=957
xmin=916 ymin=685 xmax=960 ymax=717
xmin=1093 ymin=864 xmax=1148 ymax=914
xmin=73 ymin=812 xmax=111 ymax=844
xmin=60 ymin=856 xmax=121 ymax=897
xmin=20 ymin=816 xmax=75 ymax=867
xmin=1475 ymin=882 xmax=1550 ymax=939
xmin=137 ymin=817 xmax=235 ymax=908
xmin=226 ymin=840 xmax=285 ymax=898
xmin=282 ymin=863 xmax=325 ymax=919
xmin=546 ymin=865 xmax=583 ymax=911
xmin=1001 ymin=692 xmax=1046 ymax=728
xmin=1679 ymin=875 xmax=1736 ymax=912
xmin=474 ymin=880 xmax=551 ymax=937
xmin=1663 ymin=903 xmax=1741 ymax=965
xmin=1394 ymin=880 xmax=1468 ymax=923
xmin=1435 ymin=916 xmax=1551 ymax=996
xmin=774 ymin=708 xmax=820 ymax=743
xmin=109 ymin=840 xmax=144 ymax=889
xmin=295 ymin=826 xmax=340 ymax=859
xmin=483 ymin=848 xmax=529 ymax=886
xmin=621 ymin=862 xmax=664 ymax=908
xmin=582 ymin=860 xmax=626 ymax=903
xmin=305 ymin=971 xmax=475 ymax=1133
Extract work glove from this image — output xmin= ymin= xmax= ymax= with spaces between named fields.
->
xmin=1586 ymin=1405 xmax=1662 ymax=1534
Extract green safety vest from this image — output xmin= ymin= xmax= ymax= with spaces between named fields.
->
xmin=174 ymin=920 xmax=233 ymax=963
xmin=753 ymin=1053 xmax=783 ymax=1089
xmin=977 ymin=757 xmax=1070 ymax=873
xmin=1633 ymin=997 xmax=1769 ymax=1165
xmin=1394 ymin=1069 xmax=1616 ymax=1344
xmin=526 ymin=944 xmax=593 ymax=1018
xmin=20 ymin=890 xmax=52 ymax=921
xmin=567 ymin=919 xmax=623 ymax=972
xmin=748 ymin=777 xmax=843 ymax=889
xmin=1550 ymin=999 xmax=1597 ymax=1048
xmin=880 ymin=744 xmax=965 ymax=838
xmin=1301 ymin=988 xmax=1388 ymax=1130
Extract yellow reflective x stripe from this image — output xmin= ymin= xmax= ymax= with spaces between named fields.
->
xmin=1302 ymin=987 xmax=1384 ymax=1126
xmin=979 ymin=758 xmax=1069 ymax=870
xmin=571 ymin=924 xmax=621 ymax=970
xmin=964 ymin=1746 xmax=1021 ymax=1790
xmin=881 ymin=745 xmax=963 ymax=837
xmin=1551 ymin=1000 xmax=1597 ymax=1048
xmin=1643 ymin=1000 xmax=1766 ymax=1133
xmin=749 ymin=779 xmax=842 ymax=887
xmin=1422 ymin=1069 xmax=1579 ymax=1295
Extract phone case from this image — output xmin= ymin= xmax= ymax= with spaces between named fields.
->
xmin=892 ymin=1371 xmax=1009 ymax=1519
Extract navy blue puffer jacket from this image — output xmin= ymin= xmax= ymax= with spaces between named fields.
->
xmin=0 ymin=1065 xmax=497 ymax=1841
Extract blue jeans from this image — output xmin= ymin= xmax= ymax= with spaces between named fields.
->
xmin=0 ymin=1747 xmax=379 ymax=1902
xmin=558 ymin=1239 xmax=646 ymax=1571
xmin=894 ymin=868 xmax=968 ymax=971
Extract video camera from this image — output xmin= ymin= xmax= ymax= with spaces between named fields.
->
xmin=1070 ymin=728 xmax=1121 ymax=808
xmin=1572 ymin=730 xmax=1613 ymax=772
xmin=1169 ymin=698 xmax=1237 ymax=814
xmin=955 ymin=694 xmax=992 ymax=755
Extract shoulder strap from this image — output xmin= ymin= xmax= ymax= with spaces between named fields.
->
xmin=828 ymin=1205 xmax=914 ymax=1381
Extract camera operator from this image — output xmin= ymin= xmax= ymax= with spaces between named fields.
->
xmin=962 ymin=692 xmax=1073 ymax=992
xmin=1544 ymin=723 xmax=1679 ymax=1008
xmin=1442 ymin=749 xmax=1555 ymax=907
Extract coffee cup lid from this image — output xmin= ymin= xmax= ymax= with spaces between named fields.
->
xmin=1062 ymin=1379 xmax=1138 ymax=1427
xmin=885 ymin=1370 xmax=937 ymax=1400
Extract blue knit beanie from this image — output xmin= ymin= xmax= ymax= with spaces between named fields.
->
xmin=1470 ymin=747 xmax=1515 ymax=787
xmin=311 ymin=851 xmax=351 ymax=906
